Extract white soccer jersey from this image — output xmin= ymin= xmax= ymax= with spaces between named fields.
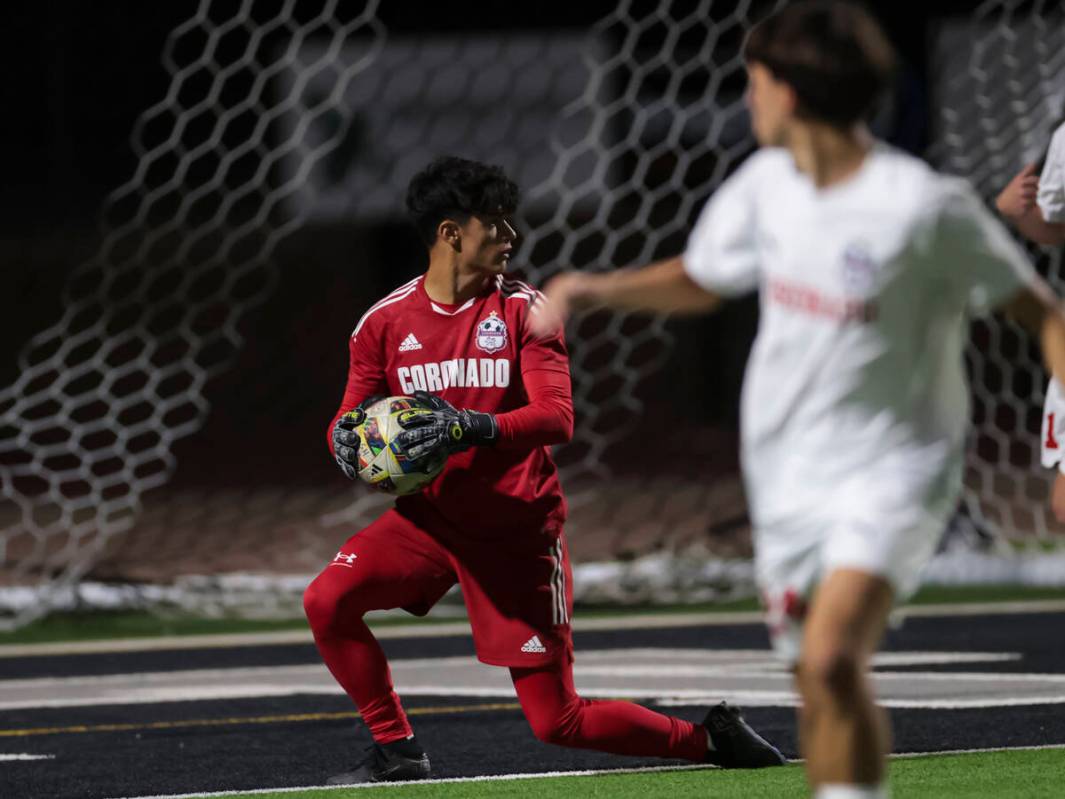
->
xmin=684 ymin=144 xmax=1037 ymax=535
xmin=1041 ymin=378 xmax=1065 ymax=472
xmin=1038 ymin=120 xmax=1065 ymax=224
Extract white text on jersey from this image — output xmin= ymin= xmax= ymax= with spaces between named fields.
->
xmin=397 ymin=358 xmax=511 ymax=394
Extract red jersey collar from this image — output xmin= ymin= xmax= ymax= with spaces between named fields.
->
xmin=418 ymin=273 xmax=496 ymax=317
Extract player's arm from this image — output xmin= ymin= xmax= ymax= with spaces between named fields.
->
xmin=328 ymin=325 xmax=388 ymax=479
xmin=441 ymin=367 xmax=573 ymax=451
xmin=402 ymin=310 xmax=575 ymax=455
xmin=1001 ymin=206 xmax=1065 ymax=247
xmin=1052 ymin=474 xmax=1065 ymax=525
xmin=492 ymin=314 xmax=575 ymax=449
xmin=1003 ymin=287 xmax=1065 ymax=389
xmin=534 ymin=154 xmax=765 ymax=337
xmin=995 ymin=163 xmax=1065 ymax=246
xmin=937 ymin=176 xmax=1065 ymax=385
xmin=535 ymin=256 xmax=721 ymax=334
xmin=956 ymin=179 xmax=1065 ymax=506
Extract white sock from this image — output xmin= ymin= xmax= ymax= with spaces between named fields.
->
xmin=815 ymin=783 xmax=889 ymax=799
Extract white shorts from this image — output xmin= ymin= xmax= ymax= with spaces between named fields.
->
xmin=754 ymin=504 xmax=951 ymax=663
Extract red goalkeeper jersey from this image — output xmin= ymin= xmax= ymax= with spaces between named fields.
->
xmin=329 ymin=274 xmax=573 ymax=537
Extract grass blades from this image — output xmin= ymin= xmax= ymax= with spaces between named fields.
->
xmin=162 ymin=748 xmax=1065 ymax=799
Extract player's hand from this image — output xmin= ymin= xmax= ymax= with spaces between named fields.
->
xmin=399 ymin=390 xmax=499 ymax=455
xmin=330 ymin=395 xmax=385 ymax=480
xmin=996 ymin=163 xmax=1040 ymax=220
xmin=332 ymin=414 xmax=361 ymax=480
xmin=530 ymin=271 xmax=601 ymax=338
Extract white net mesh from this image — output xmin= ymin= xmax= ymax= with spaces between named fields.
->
xmin=0 ymin=0 xmax=386 ymax=628
xmin=926 ymin=1 xmax=1065 ymax=562
xmin=5 ymin=0 xmax=1065 ymax=627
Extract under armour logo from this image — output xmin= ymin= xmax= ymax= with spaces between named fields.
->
xmin=331 ymin=551 xmax=358 ymax=568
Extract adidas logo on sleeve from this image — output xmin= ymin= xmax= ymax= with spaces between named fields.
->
xmin=521 ymin=635 xmax=547 ymax=654
xmin=398 ymin=333 xmax=422 ymax=352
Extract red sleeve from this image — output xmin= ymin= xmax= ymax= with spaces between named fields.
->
xmin=493 ymin=319 xmax=573 ymax=449
xmin=326 ymin=324 xmax=388 ymax=455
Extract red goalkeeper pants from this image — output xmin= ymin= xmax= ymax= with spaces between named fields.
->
xmin=305 ymin=608 xmax=707 ymax=762
xmin=304 ymin=510 xmax=706 ymax=762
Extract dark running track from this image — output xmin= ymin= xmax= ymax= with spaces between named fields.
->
xmin=2 ymin=611 xmax=1064 ymax=799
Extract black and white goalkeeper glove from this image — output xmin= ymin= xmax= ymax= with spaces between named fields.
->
xmin=331 ymin=395 xmax=385 ymax=480
xmin=397 ymin=390 xmax=498 ymax=457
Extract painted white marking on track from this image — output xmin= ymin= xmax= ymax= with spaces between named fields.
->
xmin=657 ymin=694 xmax=1065 ymax=709
xmin=0 ymin=753 xmax=54 ymax=761
xmin=0 ymin=648 xmax=1057 ymax=711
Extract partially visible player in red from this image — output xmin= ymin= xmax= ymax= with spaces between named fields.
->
xmin=303 ymin=156 xmax=786 ymax=784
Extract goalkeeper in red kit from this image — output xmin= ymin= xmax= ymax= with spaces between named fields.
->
xmin=303 ymin=156 xmax=785 ymax=784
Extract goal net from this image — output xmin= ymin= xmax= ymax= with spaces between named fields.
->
xmin=2 ymin=0 xmax=1063 ymax=628
xmin=922 ymin=1 xmax=1065 ymax=584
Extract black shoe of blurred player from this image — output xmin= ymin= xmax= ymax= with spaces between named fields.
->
xmin=703 ymin=701 xmax=787 ymax=768
xmin=326 ymin=737 xmax=431 ymax=784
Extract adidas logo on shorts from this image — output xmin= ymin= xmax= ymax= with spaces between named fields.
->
xmin=398 ymin=333 xmax=422 ymax=352
xmin=521 ymin=635 xmax=547 ymax=654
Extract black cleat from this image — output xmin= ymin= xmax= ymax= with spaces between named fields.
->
xmin=326 ymin=738 xmax=431 ymax=785
xmin=703 ymin=701 xmax=787 ymax=768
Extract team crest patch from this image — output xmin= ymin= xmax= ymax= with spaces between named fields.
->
xmin=841 ymin=241 xmax=877 ymax=295
xmin=475 ymin=311 xmax=508 ymax=354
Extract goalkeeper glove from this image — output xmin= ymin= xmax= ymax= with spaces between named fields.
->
xmin=331 ymin=395 xmax=385 ymax=480
xmin=403 ymin=390 xmax=498 ymax=455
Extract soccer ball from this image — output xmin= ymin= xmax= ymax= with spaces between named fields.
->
xmin=349 ymin=396 xmax=447 ymax=496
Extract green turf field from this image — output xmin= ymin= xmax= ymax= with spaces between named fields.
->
xmin=3 ymin=584 xmax=1065 ymax=645
xmin=168 ymin=748 xmax=1065 ymax=798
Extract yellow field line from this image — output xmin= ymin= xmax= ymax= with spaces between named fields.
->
xmin=0 ymin=702 xmax=523 ymax=738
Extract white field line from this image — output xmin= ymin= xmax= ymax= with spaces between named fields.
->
xmin=0 ymin=612 xmax=772 ymax=657
xmin=0 ymin=650 xmax=1051 ymax=710
xmin=104 ymin=764 xmax=719 ymax=799
xmin=0 ymin=687 xmax=804 ymax=712
xmin=0 ymin=651 xmax=1030 ymax=688
xmin=0 ymin=753 xmax=54 ymax=761
xmin=0 ymin=649 xmax=1021 ymax=685
xmin=883 ymin=696 xmax=1065 ymax=708
xmin=6 ymin=599 xmax=1065 ymax=658
xmin=893 ymin=743 xmax=1065 ymax=757
xmin=575 ymin=662 xmax=1033 ymax=679
xmin=104 ymin=744 xmax=1065 ymax=799
xmin=896 ymin=599 xmax=1065 ymax=618
xmin=0 ymin=686 xmax=351 ymax=711
xmin=873 ymin=671 xmax=1065 ymax=683
xmin=9 ymin=686 xmax=1065 ymax=713
xmin=659 ymin=694 xmax=1065 ymax=709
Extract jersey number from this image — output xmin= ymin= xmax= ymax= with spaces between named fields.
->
xmin=1048 ymin=413 xmax=1060 ymax=450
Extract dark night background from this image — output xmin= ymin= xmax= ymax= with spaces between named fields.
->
xmin=1 ymin=0 xmax=977 ymax=230
xmin=0 ymin=1 xmax=1009 ymax=578
xmin=0 ymin=1 xmax=976 ymax=381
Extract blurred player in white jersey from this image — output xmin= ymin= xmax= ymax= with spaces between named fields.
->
xmin=535 ymin=2 xmax=1065 ymax=797
xmin=997 ymin=115 xmax=1065 ymax=519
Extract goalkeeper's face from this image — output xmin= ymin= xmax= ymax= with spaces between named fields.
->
xmin=745 ymin=61 xmax=794 ymax=147
xmin=458 ymin=211 xmax=517 ymax=275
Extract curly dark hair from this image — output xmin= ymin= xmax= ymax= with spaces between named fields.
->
xmin=405 ymin=156 xmax=520 ymax=247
